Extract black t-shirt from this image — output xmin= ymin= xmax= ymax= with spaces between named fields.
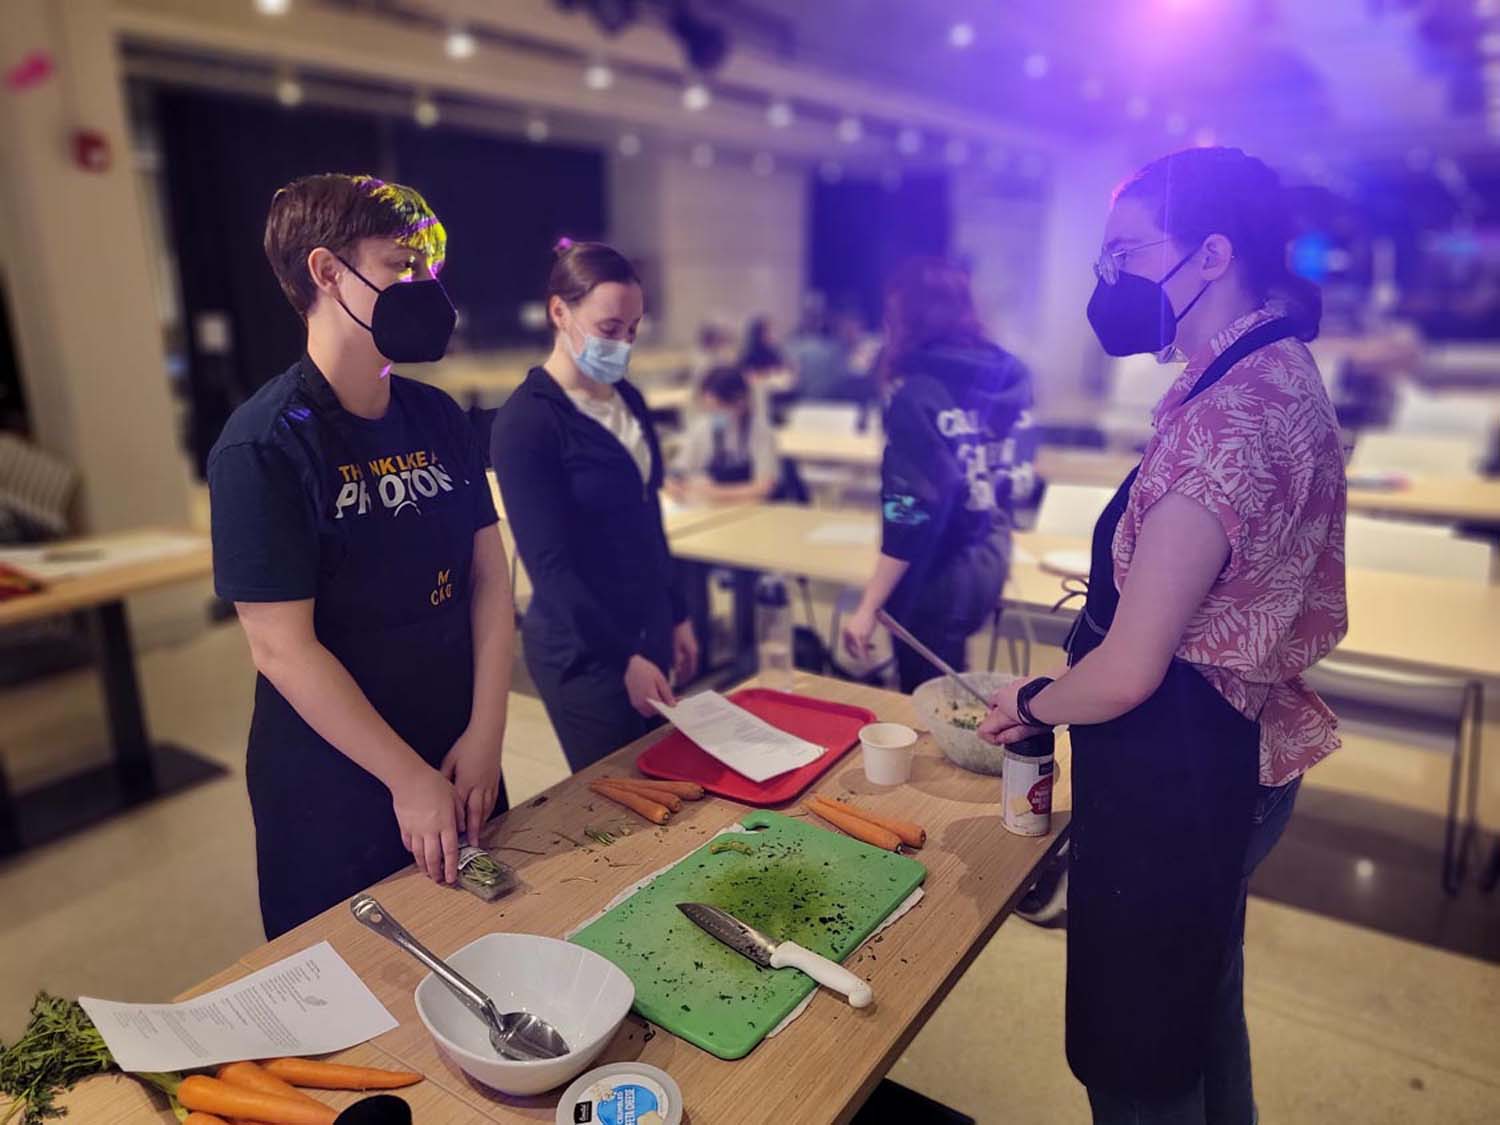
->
xmin=208 ymin=356 xmax=496 ymax=759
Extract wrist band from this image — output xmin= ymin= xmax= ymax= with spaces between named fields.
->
xmin=1016 ymin=676 xmax=1055 ymax=728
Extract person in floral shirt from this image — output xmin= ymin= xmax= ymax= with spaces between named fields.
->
xmin=981 ymin=147 xmax=1346 ymax=1124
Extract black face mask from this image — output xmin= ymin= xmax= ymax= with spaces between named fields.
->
xmin=1086 ymin=246 xmax=1210 ymax=357
xmin=332 ymin=253 xmax=456 ymax=363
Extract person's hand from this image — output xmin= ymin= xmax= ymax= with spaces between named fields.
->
xmin=390 ymin=762 xmax=461 ymax=884
xmin=979 ymin=679 xmax=1046 ymax=746
xmin=663 ymin=477 xmax=689 ymax=504
xmin=625 ymin=654 xmax=676 ymax=717
xmin=841 ymin=605 xmax=878 ymax=662
xmin=440 ymin=725 xmax=504 ymax=849
xmin=672 ymin=619 xmax=700 ymax=686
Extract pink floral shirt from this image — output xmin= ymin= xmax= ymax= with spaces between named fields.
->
xmin=1113 ymin=306 xmax=1348 ymax=786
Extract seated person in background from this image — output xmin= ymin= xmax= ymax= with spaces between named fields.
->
xmin=740 ymin=315 xmax=786 ymax=377
xmin=784 ymin=303 xmax=849 ymax=402
xmin=689 ymin=318 xmax=737 ymax=384
xmin=667 ymin=365 xmax=781 ymax=504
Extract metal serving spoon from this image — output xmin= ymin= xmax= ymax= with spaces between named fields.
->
xmin=349 ymin=895 xmax=569 ymax=1061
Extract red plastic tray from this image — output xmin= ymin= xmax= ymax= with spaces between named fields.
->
xmin=636 ymin=688 xmax=875 ymax=806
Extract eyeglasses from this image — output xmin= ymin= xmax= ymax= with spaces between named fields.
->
xmin=1093 ymin=237 xmax=1172 ymax=285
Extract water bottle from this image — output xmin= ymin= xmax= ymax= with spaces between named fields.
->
xmin=756 ymin=574 xmax=794 ymax=690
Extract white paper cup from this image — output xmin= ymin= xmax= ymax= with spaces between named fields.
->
xmin=860 ymin=722 xmax=918 ymax=785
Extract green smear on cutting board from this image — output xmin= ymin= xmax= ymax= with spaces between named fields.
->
xmin=569 ymin=809 xmax=926 ymax=1060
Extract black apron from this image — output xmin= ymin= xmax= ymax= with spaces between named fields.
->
xmin=1063 ymin=319 xmax=1296 ymax=1099
xmin=247 ymin=367 xmax=490 ymax=939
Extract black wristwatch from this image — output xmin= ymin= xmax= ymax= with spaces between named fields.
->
xmin=1015 ymin=676 xmax=1056 ymax=729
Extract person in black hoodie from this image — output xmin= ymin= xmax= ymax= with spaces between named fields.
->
xmin=491 ymin=242 xmax=697 ymax=771
xmin=841 ymin=258 xmax=1035 ymax=693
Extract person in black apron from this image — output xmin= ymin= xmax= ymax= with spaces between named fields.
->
xmin=842 ymin=258 xmax=1034 ymax=694
xmin=667 ymin=365 xmax=783 ymax=503
xmin=491 ymin=241 xmax=697 ymax=772
xmin=980 ymin=148 xmax=1343 ymax=1123
xmin=210 ymin=176 xmax=513 ymax=939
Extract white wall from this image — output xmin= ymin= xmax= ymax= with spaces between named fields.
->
xmin=609 ymin=153 xmax=808 ymax=349
xmin=1027 ymin=143 xmax=1136 ymax=404
xmin=950 ymin=168 xmax=1048 ymax=357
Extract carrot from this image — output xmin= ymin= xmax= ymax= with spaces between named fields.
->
xmin=588 ymin=781 xmax=671 ymax=824
xmin=261 ymin=1057 xmax=423 ymax=1091
xmin=597 ymin=779 xmax=683 ymax=812
xmin=177 ymin=1075 xmax=335 ymax=1125
xmin=804 ymin=801 xmax=902 ymax=851
xmin=218 ymin=1061 xmax=324 ymax=1107
xmin=626 ymin=777 xmax=705 ymax=800
xmin=810 ymin=796 xmax=926 ymax=849
xmin=183 ymin=1115 xmax=232 ymax=1125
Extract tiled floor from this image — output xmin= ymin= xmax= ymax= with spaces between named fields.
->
xmin=1 ymin=606 xmax=1498 ymax=1122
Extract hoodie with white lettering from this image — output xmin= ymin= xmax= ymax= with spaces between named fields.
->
xmin=880 ymin=338 xmax=1034 ymax=585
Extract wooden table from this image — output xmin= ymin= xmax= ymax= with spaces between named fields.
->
xmin=50 ymin=672 xmax=1069 ymax=1124
xmin=1038 ymin=446 xmax=1500 ymax=530
xmin=776 ymin=429 xmax=883 ymax=468
xmin=1345 ymin=477 xmax=1500 ymax=529
xmin=0 ymin=530 xmax=223 ymax=854
xmin=668 ymin=504 xmax=1500 ymax=685
xmin=643 ymin=383 xmax=695 ymax=414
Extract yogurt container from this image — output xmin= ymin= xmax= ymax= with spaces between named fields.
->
xmin=556 ymin=1062 xmax=683 ymax=1125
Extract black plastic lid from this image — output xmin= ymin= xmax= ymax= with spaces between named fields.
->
xmin=1007 ymin=730 xmax=1055 ymax=758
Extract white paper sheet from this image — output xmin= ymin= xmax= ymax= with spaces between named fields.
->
xmin=79 ymin=941 xmax=397 ymax=1073
xmin=804 ymin=521 xmax=877 ymax=546
xmin=651 ymin=690 xmax=826 ymax=782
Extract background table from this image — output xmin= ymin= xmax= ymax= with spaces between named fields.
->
xmin=0 ymin=529 xmax=222 ymax=854
xmin=47 ymin=672 xmax=1069 ymax=1124
xmin=1345 ymin=477 xmax=1500 ymax=529
xmin=668 ymin=504 xmax=1500 ymax=685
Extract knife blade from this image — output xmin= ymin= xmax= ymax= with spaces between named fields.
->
xmin=677 ymin=902 xmax=874 ymax=1008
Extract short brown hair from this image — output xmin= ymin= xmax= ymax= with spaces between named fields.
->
xmin=545 ymin=240 xmax=639 ymax=327
xmin=263 ymin=174 xmax=447 ymax=317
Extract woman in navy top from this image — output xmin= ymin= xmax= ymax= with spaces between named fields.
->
xmin=492 ymin=242 xmax=697 ymax=771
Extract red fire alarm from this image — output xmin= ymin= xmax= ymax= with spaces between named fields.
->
xmin=72 ymin=129 xmax=111 ymax=173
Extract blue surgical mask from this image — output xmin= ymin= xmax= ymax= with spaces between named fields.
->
xmin=569 ymin=325 xmax=631 ymax=385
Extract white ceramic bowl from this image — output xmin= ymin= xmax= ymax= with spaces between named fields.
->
xmin=911 ymin=672 xmax=1019 ymax=776
xmin=413 ymin=933 xmax=634 ymax=1096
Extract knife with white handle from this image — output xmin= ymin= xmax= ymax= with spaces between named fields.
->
xmin=677 ymin=902 xmax=874 ymax=1008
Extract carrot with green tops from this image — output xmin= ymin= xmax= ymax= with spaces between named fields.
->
xmin=218 ymin=1060 xmax=324 ymax=1107
xmin=597 ymin=779 xmax=683 ymax=813
xmin=176 ymin=1075 xmax=335 ymax=1125
xmin=810 ymin=796 xmax=926 ymax=849
xmin=804 ymin=800 xmax=902 ymax=851
xmin=588 ymin=781 xmax=671 ymax=824
xmin=625 ymin=777 xmax=705 ymax=800
xmin=183 ymin=1114 xmax=232 ymax=1125
xmin=261 ymin=1057 xmax=422 ymax=1090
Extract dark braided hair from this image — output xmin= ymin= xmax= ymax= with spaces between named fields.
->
xmin=1116 ymin=147 xmax=1322 ymax=341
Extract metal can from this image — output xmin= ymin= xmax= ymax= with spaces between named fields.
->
xmin=1002 ymin=731 xmax=1054 ymax=837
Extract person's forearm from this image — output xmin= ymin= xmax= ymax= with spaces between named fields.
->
xmin=1025 ymin=638 xmax=1159 ymax=727
xmin=467 ymin=562 xmax=515 ymax=744
xmin=856 ymin=554 xmax=912 ymax=615
xmin=253 ymin=640 xmax=429 ymax=790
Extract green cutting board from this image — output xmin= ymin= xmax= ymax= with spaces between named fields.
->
xmin=570 ymin=809 xmax=926 ymax=1060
